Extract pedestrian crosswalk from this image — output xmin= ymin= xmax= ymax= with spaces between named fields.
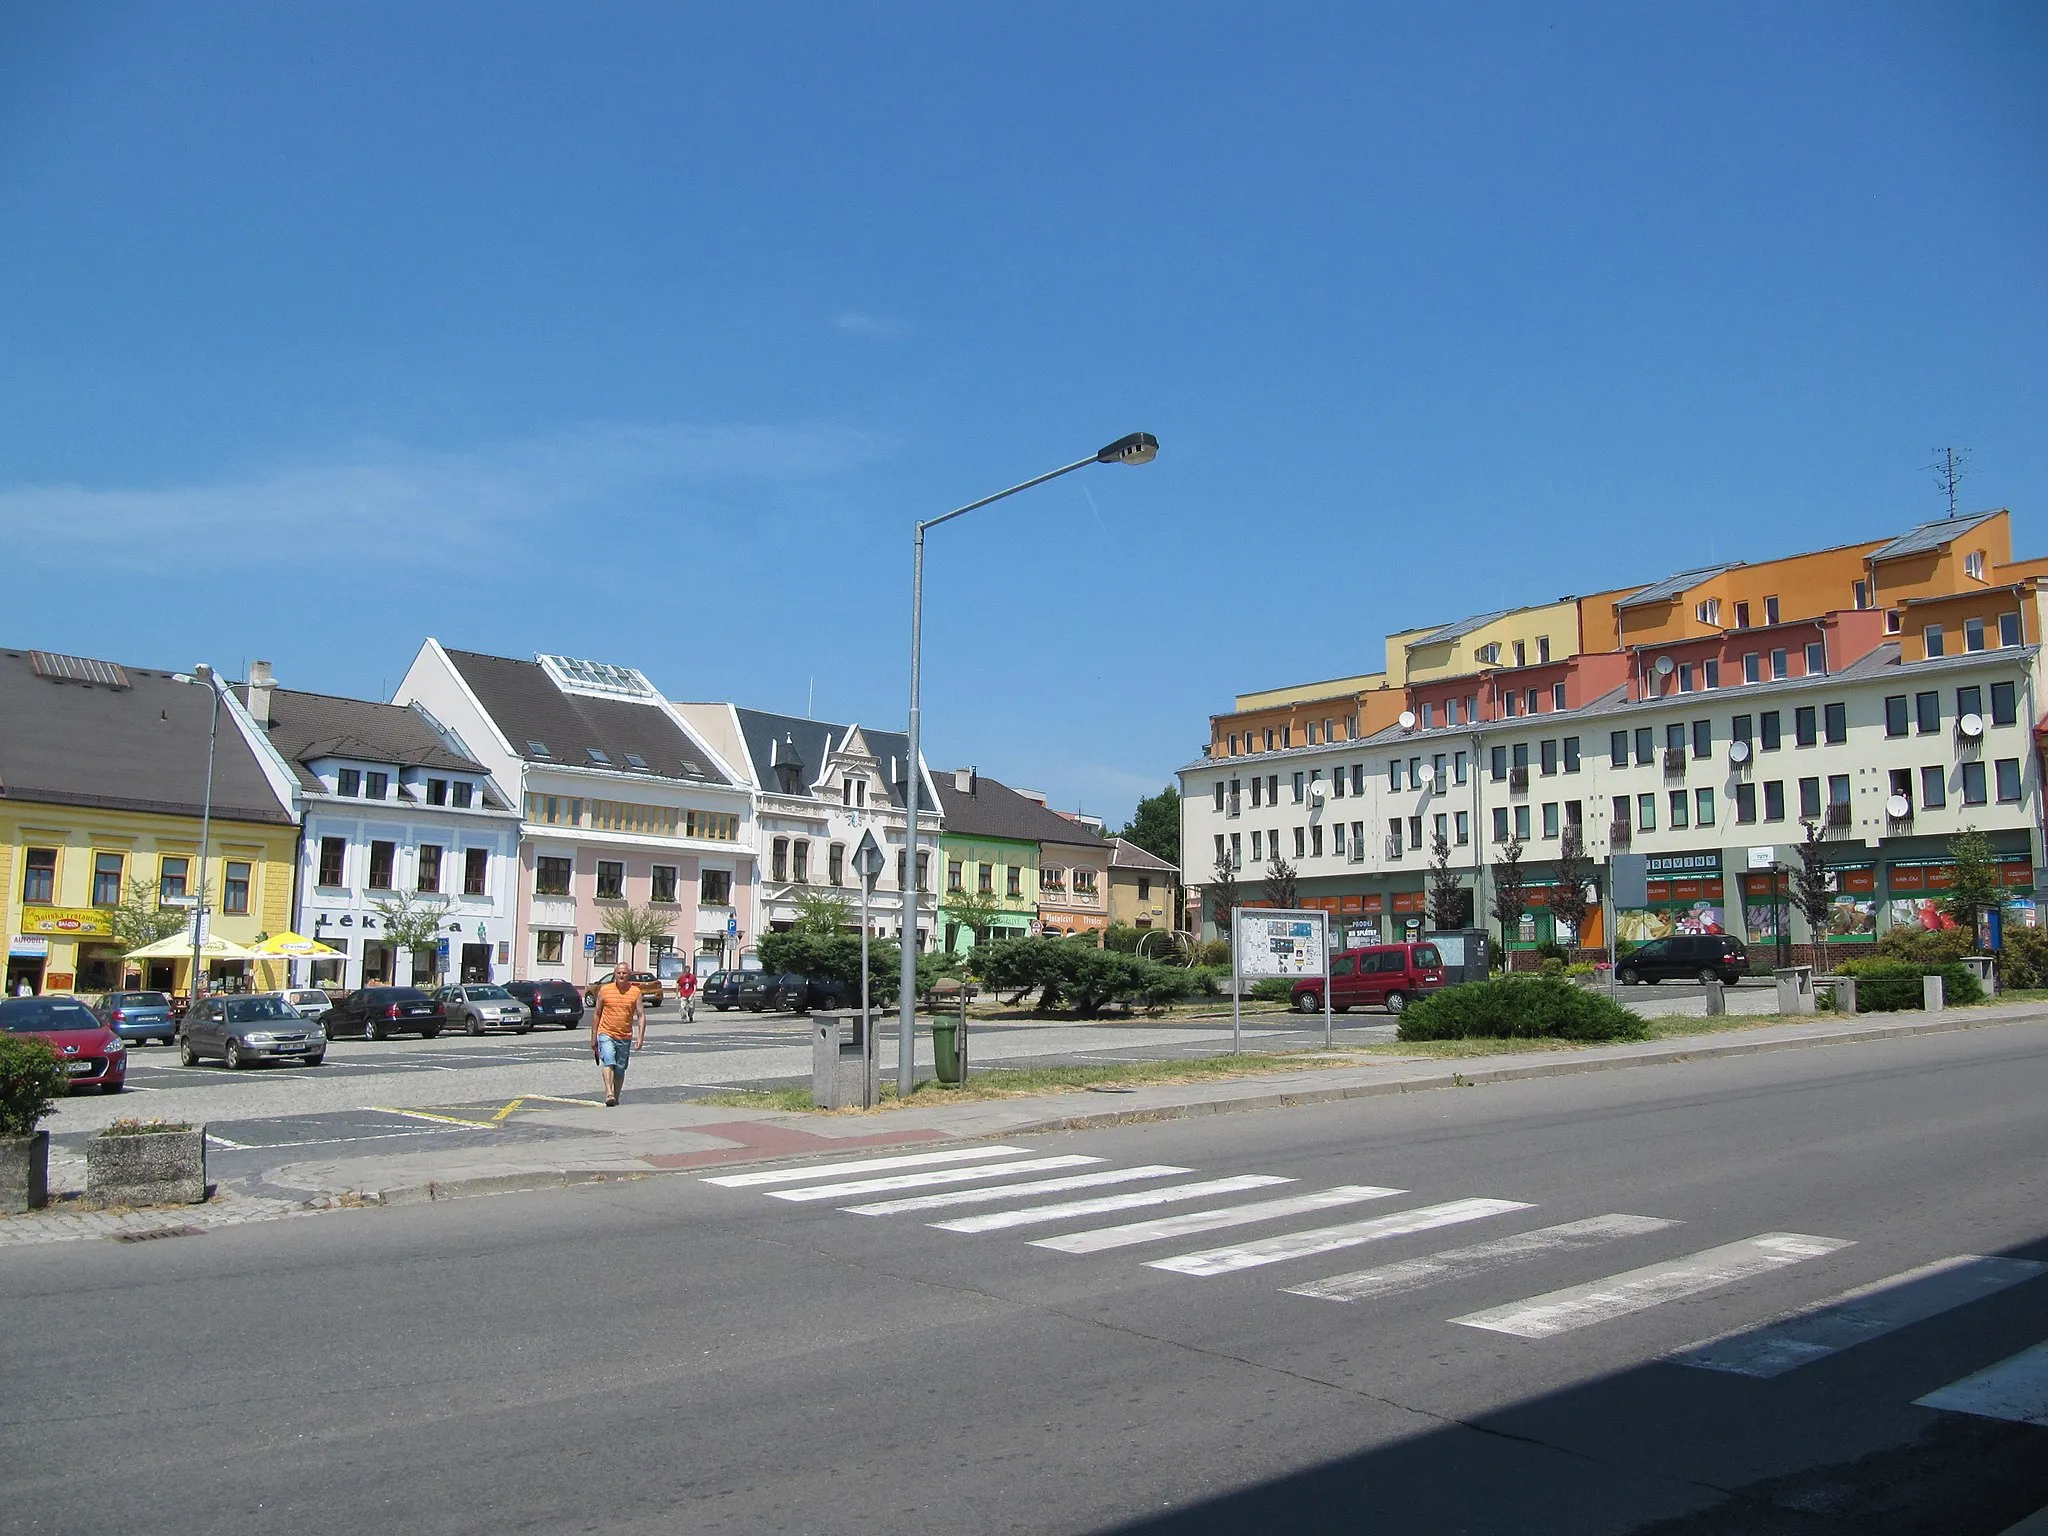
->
xmin=699 ymin=1141 xmax=2047 ymax=1399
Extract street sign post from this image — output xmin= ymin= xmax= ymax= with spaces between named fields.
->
xmin=1230 ymin=907 xmax=1331 ymax=1052
xmin=852 ymin=831 xmax=887 ymax=1062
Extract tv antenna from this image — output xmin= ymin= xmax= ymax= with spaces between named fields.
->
xmin=1928 ymin=447 xmax=1970 ymax=518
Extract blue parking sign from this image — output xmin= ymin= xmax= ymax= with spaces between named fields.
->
xmin=583 ymin=933 xmax=596 ymax=953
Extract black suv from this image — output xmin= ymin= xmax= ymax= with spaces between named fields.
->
xmin=325 ymin=986 xmax=447 ymax=1040
xmin=701 ymin=971 xmax=746 ymax=1012
xmin=736 ymin=971 xmax=849 ymax=1013
xmin=1615 ymin=934 xmax=1749 ymax=986
xmin=504 ymin=979 xmax=585 ymax=1030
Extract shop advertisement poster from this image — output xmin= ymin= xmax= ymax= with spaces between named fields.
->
xmin=1744 ymin=902 xmax=1792 ymax=945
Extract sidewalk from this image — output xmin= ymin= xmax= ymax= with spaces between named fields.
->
xmin=6 ymin=1001 xmax=2042 ymax=1245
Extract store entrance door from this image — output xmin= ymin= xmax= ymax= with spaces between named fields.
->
xmin=459 ymin=943 xmax=491 ymax=982
xmin=6 ymin=957 xmax=46 ymax=996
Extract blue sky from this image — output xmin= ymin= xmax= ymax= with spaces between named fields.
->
xmin=3 ymin=3 xmax=2043 ymax=827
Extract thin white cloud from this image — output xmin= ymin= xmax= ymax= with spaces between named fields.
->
xmin=833 ymin=310 xmax=906 ymax=339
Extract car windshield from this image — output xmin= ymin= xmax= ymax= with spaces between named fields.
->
xmin=466 ymin=986 xmax=511 ymax=1000
xmin=1 ymin=997 xmax=101 ymax=1032
xmin=288 ymin=991 xmax=329 ymax=1005
xmin=226 ymin=997 xmax=299 ymax=1022
xmin=112 ymin=992 xmax=170 ymax=1007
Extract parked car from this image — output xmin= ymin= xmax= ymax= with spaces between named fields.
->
xmin=280 ymin=988 xmax=334 ymax=1025
xmin=1 ymin=994 xmax=126 ymax=1092
xmin=324 ymin=985 xmax=447 ymax=1040
xmin=1291 ymin=943 xmax=1447 ymax=1016
xmin=503 ymin=980 xmax=584 ymax=1030
xmin=1615 ymin=934 xmax=1750 ymax=986
xmin=437 ymin=984 xmax=532 ymax=1035
xmin=179 ymin=993 xmax=326 ymax=1068
xmin=735 ymin=971 xmax=848 ymax=1013
xmin=90 ymin=990 xmax=177 ymax=1046
xmin=700 ymin=970 xmax=747 ymax=1011
xmin=582 ymin=971 xmax=665 ymax=1007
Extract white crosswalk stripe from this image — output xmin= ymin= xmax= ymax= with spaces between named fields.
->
xmin=1031 ymin=1185 xmax=1406 ymax=1256
xmin=933 ymin=1175 xmax=1295 ymax=1234
xmin=1453 ymin=1232 xmax=1854 ymax=1339
xmin=1915 ymin=1338 xmax=2048 ymax=1426
xmin=769 ymin=1155 xmax=1103 ymax=1202
xmin=1151 ymin=1198 xmax=1534 ymax=1278
xmin=1285 ymin=1215 xmax=1679 ymax=1303
xmin=1672 ymin=1255 xmax=2048 ymax=1378
xmin=704 ymin=1145 xmax=1034 ymax=1188
xmin=844 ymin=1164 xmax=1196 ymax=1216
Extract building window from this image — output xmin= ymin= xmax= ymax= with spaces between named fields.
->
xmin=159 ymin=855 xmax=190 ymax=903
xmin=2000 ymin=612 xmax=2023 ymax=647
xmin=1924 ymin=625 xmax=1945 ymax=658
xmin=464 ymin=848 xmax=488 ymax=896
xmin=417 ymin=844 xmax=443 ymax=894
xmin=1214 ymin=783 xmax=1226 ymax=812
xmin=827 ymin=844 xmax=845 ymax=886
xmin=1959 ymin=684 xmax=1983 ymax=719
xmin=1137 ymin=875 xmax=1153 ymax=901
xmin=1229 ymin=833 xmax=1241 ymax=870
xmin=1743 ymin=653 xmax=1761 ymax=684
xmin=1488 ymin=747 xmax=1506 ymax=782
xmin=1501 ymin=690 xmax=1517 ymax=718
xmin=1668 ymin=790 xmax=1689 ymax=830
xmin=22 ymin=847 xmax=56 ymax=904
xmin=1609 ymin=731 xmax=1628 ymax=769
xmin=651 ymin=864 xmax=678 ymax=903
xmin=1805 ymin=641 xmax=1826 ymax=676
xmin=701 ymin=869 xmax=732 ymax=905
xmin=423 ymin=778 xmax=446 ymax=805
xmin=1636 ymin=793 xmax=1656 ymax=831
xmin=368 ymin=841 xmax=395 ymax=890
xmin=772 ymin=839 xmax=789 ymax=882
xmin=365 ymin=771 xmax=389 ymax=800
xmin=1798 ymin=777 xmax=1822 ymax=819
xmin=1281 ymin=726 xmax=1291 ymax=748
xmin=1292 ymin=772 xmax=1305 ymax=804
xmin=1921 ymin=766 xmax=1946 ymax=809
xmin=1611 ymin=794 xmax=1630 ymax=828
xmin=947 ymin=858 xmax=963 ymax=892
xmin=1770 ymin=648 xmax=1789 ymax=681
xmin=536 ymin=856 xmax=572 ymax=896
xmin=1310 ymin=825 xmax=1324 ymax=858
xmin=1854 ymin=580 xmax=1870 ymax=609
xmin=1542 ymin=802 xmax=1559 ymax=839
xmin=1760 ymin=712 xmax=1782 ymax=751
xmin=1007 ymin=866 xmax=1023 ymax=898
xmin=1996 ymin=758 xmax=2022 ymax=802
xmin=1765 ymin=597 xmax=1781 ymax=624
xmin=336 ymin=768 xmax=360 ymax=797
xmin=792 ymin=841 xmax=809 ymax=883
xmin=1635 ymin=727 xmax=1654 ymax=766
xmin=1491 ymin=807 xmax=1509 ymax=843
xmin=1735 ymin=782 xmax=1756 ymax=823
xmin=1794 ymin=706 xmax=1817 ymax=747
xmin=1763 ymin=780 xmax=1785 ymax=821
xmin=1455 ymin=811 xmax=1469 ymax=845
xmin=1965 ymin=550 xmax=1985 ymax=581
xmin=223 ymin=861 xmax=251 ymax=915
xmin=452 ymin=781 xmax=474 ymax=808
xmin=1732 ymin=714 xmax=1752 ymax=746
xmin=1073 ymin=869 xmax=1098 ymax=899
xmin=1695 ymin=787 xmax=1716 ymax=827
xmin=1992 ymin=681 xmax=2017 ymax=726
xmin=1552 ymin=682 xmax=1567 ymax=711
xmin=1251 ymin=777 xmax=1263 ymax=807
xmin=1540 ymin=740 xmax=1558 ymax=776
xmin=1526 ymin=688 xmax=1540 ymax=715
xmin=1666 ymin=722 xmax=1686 ymax=754
xmin=592 ymin=934 xmax=619 ymax=966
xmin=1734 ymin=601 xmax=1751 ymax=630
xmin=978 ymin=862 xmax=994 ymax=893
xmin=1829 ymin=774 xmax=1851 ymax=811
xmin=1692 ymin=719 xmax=1711 ymax=758
xmin=1965 ymin=618 xmax=1987 ymax=653
xmin=1294 ymin=827 xmax=1307 ymax=858
xmin=1824 ymin=703 xmax=1847 ymax=744
xmin=1562 ymin=738 xmax=1580 ymax=773
xmin=91 ymin=852 xmax=123 ymax=907
xmin=1679 ymin=663 xmax=1694 ymax=694
xmin=1704 ymin=659 xmax=1720 ymax=688
xmin=1915 ymin=691 xmax=1941 ymax=734
xmin=536 ymin=930 xmax=565 ymax=965
xmin=316 ymin=838 xmax=346 ymax=887
xmin=596 ymin=860 xmax=625 ymax=899
xmin=1885 ymin=696 xmax=1908 ymax=737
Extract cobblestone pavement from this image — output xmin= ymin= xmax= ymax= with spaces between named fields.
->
xmin=0 ymin=1189 xmax=330 ymax=1246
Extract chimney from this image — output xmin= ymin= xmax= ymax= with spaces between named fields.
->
xmin=953 ymin=766 xmax=975 ymax=795
xmin=246 ymin=660 xmax=274 ymax=727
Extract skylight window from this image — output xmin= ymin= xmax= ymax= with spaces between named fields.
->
xmin=587 ymin=746 xmax=611 ymax=764
xmin=527 ymin=740 xmax=551 ymax=757
xmin=624 ymin=753 xmax=647 ymax=769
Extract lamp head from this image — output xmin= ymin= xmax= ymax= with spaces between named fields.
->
xmin=1095 ymin=432 xmax=1159 ymax=466
xmin=193 ymin=662 xmax=215 ymax=683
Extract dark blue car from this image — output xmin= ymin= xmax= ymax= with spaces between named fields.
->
xmin=91 ymin=990 xmax=177 ymax=1046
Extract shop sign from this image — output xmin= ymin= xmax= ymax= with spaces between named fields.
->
xmin=1645 ymin=852 xmax=1722 ymax=875
xmin=9 ymin=936 xmax=49 ymax=958
xmin=1833 ymin=867 xmax=1877 ymax=894
xmin=1998 ymin=859 xmax=2033 ymax=888
xmin=1739 ymin=871 xmax=1782 ymax=897
xmin=20 ymin=907 xmax=114 ymax=938
xmin=1391 ymin=890 xmax=1426 ymax=914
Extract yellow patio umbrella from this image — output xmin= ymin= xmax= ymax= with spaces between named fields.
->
xmin=124 ymin=933 xmax=262 ymax=962
xmin=249 ymin=931 xmax=344 ymax=958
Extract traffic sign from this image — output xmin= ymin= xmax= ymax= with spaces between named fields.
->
xmin=852 ymin=828 xmax=886 ymax=885
xmin=726 ymin=915 xmax=739 ymax=937
xmin=583 ymin=932 xmax=596 ymax=953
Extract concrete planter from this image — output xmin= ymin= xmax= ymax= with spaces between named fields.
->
xmin=86 ymin=1126 xmax=206 ymax=1207
xmin=0 ymin=1131 xmax=51 ymax=1214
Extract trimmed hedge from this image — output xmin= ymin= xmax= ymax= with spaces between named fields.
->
xmin=0 ymin=1034 xmax=67 ymax=1136
xmin=1834 ymin=959 xmax=1985 ymax=1011
xmin=1397 ymin=976 xmax=1649 ymax=1043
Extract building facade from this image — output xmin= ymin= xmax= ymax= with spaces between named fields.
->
xmin=396 ymin=644 xmax=757 ymax=986
xmin=1 ymin=649 xmax=298 ymax=996
xmin=933 ymin=769 xmax=1040 ymax=953
xmin=1107 ymin=838 xmax=1178 ymax=932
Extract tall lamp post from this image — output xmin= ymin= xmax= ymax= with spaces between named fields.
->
xmin=176 ymin=664 xmax=222 ymax=1010
xmin=897 ymin=432 xmax=1159 ymax=1097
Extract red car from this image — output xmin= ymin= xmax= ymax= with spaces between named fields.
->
xmin=1291 ymin=942 xmax=1447 ymax=1016
xmin=1 ymin=993 xmax=127 ymax=1093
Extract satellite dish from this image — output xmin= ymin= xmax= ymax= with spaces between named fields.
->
xmin=1886 ymin=794 xmax=1911 ymax=819
xmin=1728 ymin=740 xmax=1751 ymax=763
xmin=1309 ymin=781 xmax=1327 ymax=802
xmin=1960 ymin=712 xmax=1985 ymax=738
xmin=1654 ymin=656 xmax=1675 ymax=676
xmin=1417 ymin=763 xmax=1436 ymax=786
xmin=1398 ymin=710 xmax=1417 ymax=732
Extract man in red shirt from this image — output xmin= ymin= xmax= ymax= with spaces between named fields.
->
xmin=675 ymin=966 xmax=697 ymax=1023
xmin=590 ymin=961 xmax=645 ymax=1107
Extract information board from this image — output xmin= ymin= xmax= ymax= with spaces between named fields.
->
xmin=1235 ymin=912 xmax=1327 ymax=978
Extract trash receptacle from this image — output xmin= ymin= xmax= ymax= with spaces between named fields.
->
xmin=930 ymin=1017 xmax=962 ymax=1084
xmin=1774 ymin=965 xmax=1815 ymax=1015
xmin=812 ymin=1010 xmax=877 ymax=1109
xmin=1960 ymin=955 xmax=1996 ymax=997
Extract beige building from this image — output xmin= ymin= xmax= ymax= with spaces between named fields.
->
xmin=1107 ymin=838 xmax=1177 ymax=931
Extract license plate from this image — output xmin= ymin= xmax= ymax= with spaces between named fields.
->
xmin=272 ymin=1044 xmax=305 ymax=1054
xmin=66 ymin=1062 xmax=94 ymax=1076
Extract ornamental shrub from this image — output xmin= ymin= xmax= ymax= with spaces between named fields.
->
xmin=1872 ymin=925 xmax=1975 ymax=966
xmin=1397 ymin=976 xmax=1649 ymax=1043
xmin=1994 ymin=927 xmax=2048 ymax=990
xmin=0 ymin=1035 xmax=68 ymax=1136
xmin=1834 ymin=959 xmax=1984 ymax=1011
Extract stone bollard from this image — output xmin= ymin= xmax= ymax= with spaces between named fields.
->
xmin=1834 ymin=977 xmax=1857 ymax=1016
xmin=1704 ymin=976 xmax=1725 ymax=1016
xmin=1775 ymin=966 xmax=1816 ymax=1015
xmin=1923 ymin=973 xmax=1945 ymax=1012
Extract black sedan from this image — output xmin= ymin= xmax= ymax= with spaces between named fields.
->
xmin=736 ymin=971 xmax=849 ymax=1013
xmin=503 ymin=979 xmax=584 ymax=1029
xmin=324 ymin=985 xmax=446 ymax=1040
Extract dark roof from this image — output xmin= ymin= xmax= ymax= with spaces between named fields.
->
xmin=260 ymin=688 xmax=483 ymax=794
xmin=935 ymin=773 xmax=1108 ymax=851
xmin=1614 ymin=565 xmax=1735 ymax=609
xmin=1871 ymin=512 xmax=1999 ymax=562
xmin=1406 ymin=609 xmax=1514 ymax=650
xmin=443 ymin=649 xmax=733 ymax=786
xmin=0 ymin=648 xmax=293 ymax=825
xmin=1110 ymin=837 xmax=1178 ymax=875
xmin=733 ymin=707 xmax=923 ymax=809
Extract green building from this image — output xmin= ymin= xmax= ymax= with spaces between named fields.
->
xmin=933 ymin=769 xmax=1042 ymax=953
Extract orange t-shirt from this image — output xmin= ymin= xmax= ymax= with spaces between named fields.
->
xmin=594 ymin=981 xmax=643 ymax=1038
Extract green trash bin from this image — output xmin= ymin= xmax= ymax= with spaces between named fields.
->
xmin=930 ymin=1017 xmax=963 ymax=1085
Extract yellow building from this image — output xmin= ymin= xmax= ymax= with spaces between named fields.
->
xmin=1107 ymin=838 xmax=1178 ymax=931
xmin=1 ymin=649 xmax=298 ymax=996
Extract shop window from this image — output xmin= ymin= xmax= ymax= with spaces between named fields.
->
xmin=463 ymin=848 xmax=488 ymax=896
xmin=651 ymin=864 xmax=678 ymax=903
xmin=368 ymin=841 xmax=395 ymax=890
xmin=596 ymin=860 xmax=625 ymax=899
xmin=223 ymin=861 xmax=251 ymax=915
xmin=535 ymin=857 xmax=572 ymax=896
xmin=318 ymin=838 xmax=346 ymax=887
xmin=417 ymin=844 xmax=443 ymax=894
xmin=92 ymin=852 xmax=122 ymax=907
xmin=22 ymin=848 xmax=55 ymax=904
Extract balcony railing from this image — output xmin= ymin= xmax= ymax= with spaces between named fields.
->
xmin=1509 ymin=766 xmax=1529 ymax=793
xmin=1825 ymin=802 xmax=1851 ymax=829
xmin=1348 ymin=844 xmax=1366 ymax=864
xmin=1225 ymin=795 xmax=1241 ymax=819
xmin=1610 ymin=822 xmax=1632 ymax=850
xmin=1663 ymin=747 xmax=1687 ymax=775
xmin=1384 ymin=835 xmax=1404 ymax=861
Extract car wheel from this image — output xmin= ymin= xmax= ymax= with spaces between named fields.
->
xmin=224 ymin=1039 xmax=244 ymax=1070
xmin=421 ymin=1027 xmax=441 ymax=1039
xmin=1294 ymin=991 xmax=1321 ymax=1013
xmin=102 ymin=1079 xmax=125 ymax=1093
xmin=1697 ymin=967 xmax=1721 ymax=986
xmin=466 ymin=1014 xmax=483 ymax=1035
xmin=178 ymin=1034 xmax=200 ymax=1067
xmin=1334 ymin=1003 xmax=1352 ymax=1014
xmin=367 ymin=1018 xmax=386 ymax=1041
xmin=516 ymin=1025 xmax=531 ymax=1034
xmin=303 ymin=1053 xmax=325 ymax=1067
xmin=1384 ymin=990 xmax=1408 ymax=1014
xmin=1617 ymin=967 xmax=1640 ymax=986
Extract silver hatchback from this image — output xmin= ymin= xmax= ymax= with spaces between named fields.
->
xmin=437 ymin=984 xmax=532 ymax=1035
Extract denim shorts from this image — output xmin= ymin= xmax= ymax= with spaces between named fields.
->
xmin=597 ymin=1034 xmax=633 ymax=1072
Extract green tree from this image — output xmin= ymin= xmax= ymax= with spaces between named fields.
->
xmin=1263 ymin=852 xmax=1300 ymax=911
xmin=1490 ymin=836 xmax=1528 ymax=956
xmin=1943 ymin=826 xmax=2002 ymax=941
xmin=940 ymin=884 xmax=1010 ymax=952
xmin=1209 ymin=853 xmax=1239 ymax=936
xmin=789 ymin=888 xmax=854 ymax=936
xmin=107 ymin=886 xmax=189 ymax=953
xmin=601 ymin=903 xmax=678 ymax=968
xmin=1426 ymin=832 xmax=1467 ymax=931
xmin=372 ymin=890 xmax=453 ymax=985
xmin=1117 ymin=786 xmax=1181 ymax=867
xmin=1791 ymin=819 xmax=1837 ymax=972
xmin=1548 ymin=824 xmax=1594 ymax=953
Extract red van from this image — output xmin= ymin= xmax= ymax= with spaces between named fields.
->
xmin=1291 ymin=943 xmax=1447 ymax=1015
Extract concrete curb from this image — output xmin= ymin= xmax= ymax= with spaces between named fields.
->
xmin=324 ymin=1168 xmax=657 ymax=1207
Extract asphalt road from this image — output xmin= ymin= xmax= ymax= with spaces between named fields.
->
xmin=8 ymin=1023 xmax=2046 ymax=1535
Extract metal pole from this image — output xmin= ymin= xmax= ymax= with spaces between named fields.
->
xmin=898 ymin=524 xmax=927 ymax=1099
xmin=1230 ymin=904 xmax=1242 ymax=1055
xmin=1321 ymin=909 xmax=1332 ymax=1048
xmin=189 ymin=668 xmax=219 ymax=1011
xmin=860 ymin=872 xmax=872 ymax=1065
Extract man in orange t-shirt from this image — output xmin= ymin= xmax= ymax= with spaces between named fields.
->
xmin=590 ymin=961 xmax=645 ymax=1107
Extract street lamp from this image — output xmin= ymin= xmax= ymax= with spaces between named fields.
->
xmin=173 ymin=664 xmax=222 ymax=1011
xmin=896 ymin=432 xmax=1159 ymax=1097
